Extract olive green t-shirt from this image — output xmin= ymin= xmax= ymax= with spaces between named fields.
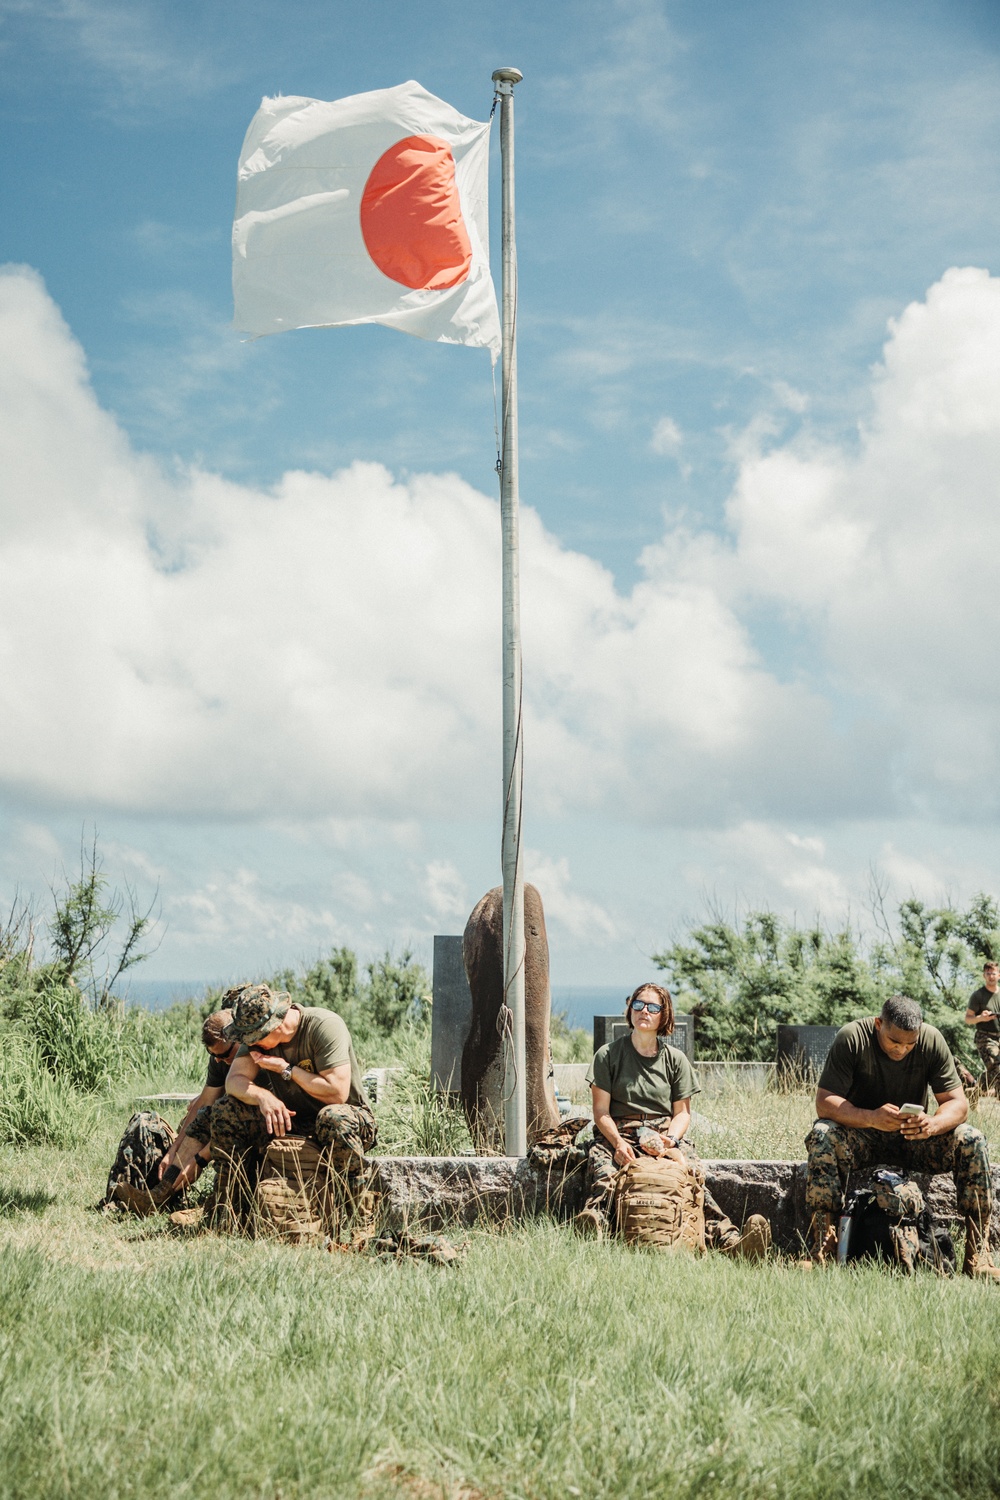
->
xmin=586 ymin=1035 xmax=701 ymax=1120
xmin=204 ymin=1051 xmax=232 ymax=1090
xmin=817 ymin=1017 xmax=960 ymax=1111
xmin=237 ymin=1007 xmax=369 ymax=1122
xmin=968 ymin=986 xmax=1000 ymax=1042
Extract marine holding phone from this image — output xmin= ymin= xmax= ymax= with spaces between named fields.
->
xmin=803 ymin=994 xmax=1000 ymax=1279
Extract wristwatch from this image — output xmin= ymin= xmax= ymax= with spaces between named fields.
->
xmin=664 ymin=1134 xmax=679 ymax=1149
xmin=280 ymin=1063 xmax=294 ymax=1083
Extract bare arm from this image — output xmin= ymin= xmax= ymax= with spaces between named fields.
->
xmin=225 ymin=1053 xmax=296 ymax=1137
xmin=899 ymin=1086 xmax=968 ymax=1141
xmin=665 ymin=1099 xmax=691 ymax=1145
xmin=591 ymin=1085 xmax=636 ymax=1166
xmin=816 ymin=1087 xmax=905 ymax=1133
xmin=249 ymin=1051 xmax=351 ymax=1106
xmin=159 ymin=1085 xmax=220 ymax=1177
xmin=965 ymin=1006 xmax=994 ymax=1025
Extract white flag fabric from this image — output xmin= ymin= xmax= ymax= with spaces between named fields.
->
xmin=233 ymin=80 xmax=500 ymax=358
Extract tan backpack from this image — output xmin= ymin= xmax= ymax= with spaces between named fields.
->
xmin=256 ymin=1136 xmax=330 ymax=1244
xmin=613 ymin=1152 xmax=706 ymax=1253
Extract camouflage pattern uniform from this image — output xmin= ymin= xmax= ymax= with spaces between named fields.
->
xmin=211 ymin=984 xmax=376 ymax=1176
xmin=805 ymin=1119 xmax=993 ymax=1225
xmin=583 ymin=1115 xmax=742 ymax=1249
xmin=185 ymin=1104 xmax=215 ymax=1148
xmin=976 ymin=1038 xmax=1000 ymax=1098
xmin=209 ymin=1091 xmax=376 ymax=1168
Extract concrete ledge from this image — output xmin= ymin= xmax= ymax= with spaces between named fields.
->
xmin=369 ymin=1155 xmax=1000 ymax=1252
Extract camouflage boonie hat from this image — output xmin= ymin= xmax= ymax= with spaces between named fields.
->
xmin=223 ymin=984 xmax=291 ymax=1045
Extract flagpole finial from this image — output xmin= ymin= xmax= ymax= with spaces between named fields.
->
xmin=492 ymin=67 xmax=523 ymax=88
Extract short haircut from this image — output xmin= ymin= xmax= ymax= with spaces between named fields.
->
xmin=201 ymin=1009 xmax=234 ymax=1048
xmin=880 ymin=994 xmax=922 ymax=1033
xmin=624 ymin=983 xmax=675 ymax=1038
xmin=985 ymin=961 xmax=999 ymax=972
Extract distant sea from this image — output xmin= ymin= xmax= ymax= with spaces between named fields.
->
xmin=550 ymin=985 xmax=630 ymax=1031
xmin=125 ymin=979 xmax=629 ymax=1031
xmin=123 ymin=979 xmax=216 ymax=1011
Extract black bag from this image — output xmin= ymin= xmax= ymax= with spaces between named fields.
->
xmin=100 ymin=1110 xmax=177 ymax=1208
xmin=841 ymin=1170 xmax=955 ymax=1276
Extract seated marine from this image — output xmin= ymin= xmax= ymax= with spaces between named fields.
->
xmin=208 ymin=983 xmax=376 ymax=1221
xmin=805 ymin=992 xmax=1000 ymax=1278
xmin=113 ymin=1006 xmax=238 ymax=1214
xmin=574 ymin=982 xmax=771 ymax=1258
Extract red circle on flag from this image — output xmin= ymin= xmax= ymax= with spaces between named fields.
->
xmin=360 ymin=134 xmax=473 ymax=291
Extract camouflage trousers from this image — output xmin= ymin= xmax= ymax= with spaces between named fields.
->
xmin=208 ymin=1093 xmax=377 ymax=1172
xmin=583 ymin=1117 xmax=741 ymax=1249
xmin=185 ymin=1104 xmax=215 ymax=1148
xmin=804 ymin=1119 xmax=993 ymax=1223
xmin=976 ymin=1038 xmax=1000 ymax=1098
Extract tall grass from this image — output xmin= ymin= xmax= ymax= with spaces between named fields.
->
xmin=0 ymin=1202 xmax=999 ymax=1500
xmin=0 ymin=1033 xmax=99 ymax=1147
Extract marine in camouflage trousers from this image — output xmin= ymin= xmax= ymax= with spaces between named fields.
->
xmin=583 ymin=1116 xmax=741 ymax=1249
xmin=976 ymin=1038 xmax=1000 ymax=1098
xmin=804 ymin=1119 xmax=993 ymax=1225
xmin=208 ymin=1093 xmax=377 ymax=1173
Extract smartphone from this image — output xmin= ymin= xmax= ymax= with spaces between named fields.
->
xmin=898 ymin=1103 xmax=924 ymax=1117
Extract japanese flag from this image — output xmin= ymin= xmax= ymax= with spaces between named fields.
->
xmin=233 ymin=80 xmax=500 ymax=359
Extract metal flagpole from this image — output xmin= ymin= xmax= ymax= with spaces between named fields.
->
xmin=492 ymin=65 xmax=526 ymax=1159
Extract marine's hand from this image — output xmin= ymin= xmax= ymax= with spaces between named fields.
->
xmin=900 ymin=1109 xmax=933 ymax=1140
xmin=250 ymin=1049 xmax=288 ymax=1074
xmin=870 ymin=1103 xmax=903 ymax=1133
xmin=258 ymin=1093 xmax=295 ymax=1136
xmin=614 ymin=1141 xmax=637 ymax=1167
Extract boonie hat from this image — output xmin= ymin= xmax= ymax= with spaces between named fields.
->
xmin=223 ymin=984 xmax=291 ymax=1045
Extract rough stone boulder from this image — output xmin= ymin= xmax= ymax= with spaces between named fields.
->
xmin=368 ymin=1156 xmax=1000 ymax=1252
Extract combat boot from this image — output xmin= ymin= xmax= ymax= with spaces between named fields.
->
xmin=718 ymin=1214 xmax=771 ymax=1261
xmin=962 ymin=1217 xmax=1000 ymax=1281
xmin=799 ymin=1211 xmax=838 ymax=1268
xmin=112 ymin=1177 xmax=183 ymax=1216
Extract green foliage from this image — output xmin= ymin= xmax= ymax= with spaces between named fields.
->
xmin=278 ymin=944 xmax=431 ymax=1050
xmin=549 ymin=1009 xmax=591 ymax=1063
xmin=655 ymin=893 xmax=1000 ymax=1062
xmin=46 ymin=833 xmax=158 ymax=1005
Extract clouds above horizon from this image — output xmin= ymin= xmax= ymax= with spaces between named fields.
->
xmin=2 ymin=263 xmax=1000 ymax=837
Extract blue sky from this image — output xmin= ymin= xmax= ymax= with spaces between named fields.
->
xmin=2 ymin=0 xmax=1000 ymax=988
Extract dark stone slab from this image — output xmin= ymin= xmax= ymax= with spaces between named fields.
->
xmin=430 ymin=935 xmax=472 ymax=1093
xmin=369 ymin=1155 xmax=1000 ymax=1251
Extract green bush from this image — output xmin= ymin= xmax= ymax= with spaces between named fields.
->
xmin=654 ymin=893 xmax=1000 ymax=1062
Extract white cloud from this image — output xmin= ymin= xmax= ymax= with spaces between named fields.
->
xmin=650 ymin=416 xmax=683 ymax=456
xmin=423 ymin=860 xmax=468 ymax=922
xmin=0 ymin=262 xmax=871 ymax=831
xmin=525 ymin=851 xmax=616 ymax=942
xmin=5 ymin=261 xmax=1000 ymax=845
xmin=685 ymin=821 xmax=851 ymax=920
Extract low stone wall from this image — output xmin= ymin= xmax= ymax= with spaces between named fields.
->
xmin=370 ymin=1155 xmax=1000 ymax=1252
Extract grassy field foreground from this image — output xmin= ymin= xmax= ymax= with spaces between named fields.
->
xmin=3 ymin=1098 xmax=1000 ymax=1499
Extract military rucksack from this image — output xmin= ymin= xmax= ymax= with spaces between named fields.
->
xmin=613 ymin=1152 xmax=706 ymax=1253
xmin=840 ymin=1169 xmax=956 ymax=1276
xmin=101 ymin=1110 xmax=177 ymax=1209
xmin=255 ymin=1135 xmax=330 ymax=1243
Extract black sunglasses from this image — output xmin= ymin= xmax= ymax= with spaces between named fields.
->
xmin=630 ymin=998 xmax=663 ymax=1014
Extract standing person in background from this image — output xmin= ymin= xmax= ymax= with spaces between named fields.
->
xmin=965 ymin=961 xmax=1000 ymax=1096
xmin=575 ymin=982 xmax=771 ymax=1258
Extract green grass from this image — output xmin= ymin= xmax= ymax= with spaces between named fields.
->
xmin=4 ymin=1091 xmax=1000 ymax=1498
